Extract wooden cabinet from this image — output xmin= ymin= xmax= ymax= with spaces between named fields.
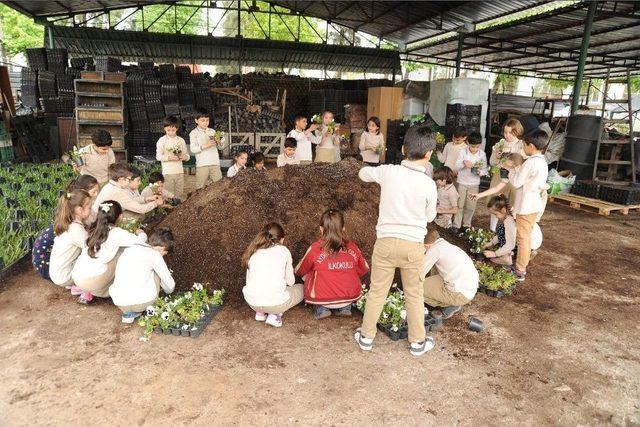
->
xmin=367 ymin=87 xmax=404 ymax=142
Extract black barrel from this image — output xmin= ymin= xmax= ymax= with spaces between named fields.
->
xmin=558 ymin=115 xmax=602 ymax=180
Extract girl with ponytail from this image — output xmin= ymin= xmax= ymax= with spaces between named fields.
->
xmin=295 ymin=209 xmax=369 ymax=320
xmin=482 ymin=194 xmax=542 ymax=266
xmin=38 ymin=190 xmax=92 ymax=285
xmin=71 ymin=200 xmax=147 ymax=304
xmin=242 ymin=222 xmax=302 ymax=328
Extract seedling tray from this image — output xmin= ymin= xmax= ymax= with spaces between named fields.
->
xmin=153 ymin=305 xmax=221 ymax=338
xmin=0 ymin=252 xmax=31 ymax=282
xmin=478 ymin=284 xmax=514 ymax=298
xmin=571 ymin=180 xmax=601 ymax=199
xmin=377 ymin=322 xmax=408 ymax=341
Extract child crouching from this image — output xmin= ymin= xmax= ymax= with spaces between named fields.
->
xmin=109 ymin=228 xmax=175 ymax=323
xmin=295 ymin=209 xmax=369 ymax=319
xmin=242 ymin=223 xmax=303 ymax=328
xmin=433 ymin=166 xmax=458 ymax=230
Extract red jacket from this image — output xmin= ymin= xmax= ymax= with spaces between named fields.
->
xmin=295 ymin=240 xmax=369 ymax=305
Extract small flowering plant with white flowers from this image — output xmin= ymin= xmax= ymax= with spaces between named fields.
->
xmin=356 ymin=283 xmax=407 ymax=333
xmin=117 ymin=217 xmax=142 ymax=234
xmin=138 ymin=283 xmax=225 ymax=337
xmin=461 ymin=227 xmax=496 ymax=254
xmin=167 ymin=145 xmax=183 ymax=156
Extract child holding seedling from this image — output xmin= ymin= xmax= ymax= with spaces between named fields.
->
xmin=508 ymin=129 xmax=549 ymax=282
xmin=422 ymin=228 xmax=478 ymax=318
xmin=156 ymin=115 xmax=189 ymax=199
xmin=277 ymin=138 xmax=300 ymax=167
xmin=94 ymin=164 xmax=163 ymax=221
xmin=295 ymin=209 xmax=369 ymax=319
xmin=242 ymin=222 xmax=302 ymax=328
xmin=287 ymin=114 xmax=318 ymax=164
xmin=109 ymin=228 xmax=175 ymax=324
xmin=488 ymin=118 xmax=526 ymax=231
xmin=227 ymin=150 xmax=248 ymax=178
xmin=251 ymin=152 xmax=267 ymax=171
xmin=358 ymin=116 xmax=385 ymax=165
xmin=482 ymin=195 xmax=543 ymax=267
xmin=42 ymin=190 xmax=92 ymax=287
xmin=453 ymin=131 xmax=487 ymax=233
xmin=72 ymin=200 xmax=147 ymax=304
xmin=140 ymin=172 xmax=178 ymax=204
xmin=313 ymin=111 xmax=341 ymax=163
xmin=355 ymin=124 xmax=438 ymax=357
xmin=469 ymin=153 xmax=524 ymax=203
xmin=433 ymin=166 xmax=459 ymax=230
xmin=77 ymin=129 xmax=116 ymax=186
xmin=437 ymin=126 xmax=468 ymax=170
xmin=190 ymin=108 xmax=227 ymax=190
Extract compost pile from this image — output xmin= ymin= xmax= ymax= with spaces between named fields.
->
xmin=159 ymin=158 xmax=380 ymax=304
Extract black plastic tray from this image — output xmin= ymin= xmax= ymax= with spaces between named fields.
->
xmin=153 ymin=305 xmax=221 ymax=338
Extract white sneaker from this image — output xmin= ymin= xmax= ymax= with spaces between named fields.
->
xmin=255 ymin=311 xmax=268 ymax=322
xmin=121 ymin=312 xmax=141 ymax=324
xmin=410 ymin=337 xmax=435 ymax=356
xmin=354 ymin=328 xmax=373 ymax=351
xmin=265 ymin=313 xmax=282 ymax=328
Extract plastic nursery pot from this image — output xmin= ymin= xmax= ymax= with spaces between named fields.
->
xmin=171 ymin=328 xmax=181 ymax=336
xmin=22 ymin=236 xmax=35 ymax=250
xmin=163 ymin=328 xmax=171 ymax=335
xmin=39 ymin=199 xmax=52 ymax=208
xmin=154 ymin=327 xmax=163 ymax=334
xmin=9 ymin=221 xmax=20 ymax=233
xmin=13 ymin=209 xmax=26 ymax=221
xmin=181 ymin=329 xmax=190 ymax=337
xmin=28 ymin=190 xmax=37 ymax=198
xmin=468 ymin=316 xmax=484 ymax=333
xmin=5 ymin=198 xmax=17 ymax=208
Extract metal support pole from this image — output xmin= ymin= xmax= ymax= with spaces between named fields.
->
xmin=455 ymin=33 xmax=464 ymax=77
xmin=392 ymin=66 xmax=396 ymax=83
xmin=237 ymin=0 xmax=241 ymax=37
xmin=47 ymin=25 xmax=54 ymax=48
xmin=571 ymin=0 xmax=597 ymax=114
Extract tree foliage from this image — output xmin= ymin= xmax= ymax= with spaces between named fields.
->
xmin=0 ymin=4 xmax=44 ymax=57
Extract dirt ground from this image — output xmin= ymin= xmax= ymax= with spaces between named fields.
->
xmin=1 ymin=192 xmax=640 ymax=425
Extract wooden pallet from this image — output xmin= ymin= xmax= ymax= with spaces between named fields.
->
xmin=549 ymin=193 xmax=640 ymax=216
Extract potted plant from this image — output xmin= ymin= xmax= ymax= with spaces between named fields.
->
xmin=475 ymin=261 xmax=517 ymax=297
xmin=462 ymin=227 xmax=496 ymax=255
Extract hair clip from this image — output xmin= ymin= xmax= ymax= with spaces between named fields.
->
xmin=99 ymin=202 xmax=113 ymax=213
xmin=66 ymin=192 xmax=72 ymax=199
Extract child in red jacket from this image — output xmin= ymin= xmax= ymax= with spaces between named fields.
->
xmin=295 ymin=209 xmax=369 ymax=319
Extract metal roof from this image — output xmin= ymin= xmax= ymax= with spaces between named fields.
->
xmin=50 ymin=25 xmax=401 ymax=73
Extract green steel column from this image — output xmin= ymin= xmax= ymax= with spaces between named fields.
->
xmin=455 ymin=33 xmax=464 ymax=77
xmin=46 ymin=25 xmax=54 ymax=49
xmin=571 ymin=1 xmax=598 ymax=114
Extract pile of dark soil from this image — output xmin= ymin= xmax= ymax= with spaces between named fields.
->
xmin=159 ymin=158 xmax=381 ymax=305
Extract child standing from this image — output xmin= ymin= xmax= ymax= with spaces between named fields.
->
xmin=295 ymin=209 xmax=369 ymax=319
xmin=287 ymin=114 xmax=318 ymax=164
xmin=77 ymin=129 xmax=116 ymax=186
xmin=277 ymin=138 xmax=300 ymax=167
xmin=509 ymin=130 xmax=549 ymax=281
xmin=156 ymin=116 xmax=189 ymax=199
xmin=432 ymin=166 xmax=459 ymax=229
xmin=355 ymin=125 xmax=438 ymax=357
xmin=94 ymin=164 xmax=163 ymax=221
xmin=189 ymin=108 xmax=227 ymax=189
xmin=227 ymin=150 xmax=248 ymax=178
xmin=109 ymin=228 xmax=175 ymax=323
xmin=488 ymin=118 xmax=525 ymax=231
xmin=140 ymin=172 xmax=178 ymax=204
xmin=72 ymin=200 xmax=147 ymax=304
xmin=252 ymin=152 xmax=267 ymax=171
xmin=45 ymin=190 xmax=92 ymax=287
xmin=482 ymin=195 xmax=543 ymax=267
xmin=313 ymin=111 xmax=341 ymax=163
xmin=358 ymin=116 xmax=385 ymax=166
xmin=422 ymin=228 xmax=478 ymax=318
xmin=453 ymin=131 xmax=487 ymax=232
xmin=242 ymin=223 xmax=303 ymax=328
xmin=437 ymin=126 xmax=467 ymax=170
xmin=469 ymin=153 xmax=524 ymax=202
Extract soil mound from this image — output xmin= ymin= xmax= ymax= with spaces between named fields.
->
xmin=159 ymin=158 xmax=381 ymax=304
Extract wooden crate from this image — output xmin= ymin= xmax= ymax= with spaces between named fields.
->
xmin=104 ymin=72 xmax=126 ymax=82
xmin=113 ymin=149 xmax=128 ymax=163
xmin=367 ymin=87 xmax=404 ymax=141
xmin=78 ymin=134 xmax=125 ymax=149
xmin=77 ymin=122 xmax=125 ymax=138
xmin=74 ymin=80 xmax=123 ymax=95
xmin=76 ymin=107 xmax=124 ymax=122
xmin=549 ymin=193 xmax=640 ymax=216
xmin=256 ymin=133 xmax=285 ymax=158
xmin=57 ymin=117 xmax=76 ymax=157
xmin=80 ymin=71 xmax=104 ymax=80
xmin=223 ymin=132 xmax=255 ymax=157
xmin=76 ymin=93 xmax=124 ymax=108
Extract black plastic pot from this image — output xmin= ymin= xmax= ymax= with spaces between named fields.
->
xmin=5 ymin=198 xmax=17 ymax=208
xmin=181 ymin=329 xmax=190 ymax=337
xmin=377 ymin=323 xmax=405 ymax=341
xmin=8 ymin=221 xmax=20 ymax=233
xmin=171 ymin=328 xmax=180 ymax=336
xmin=599 ymin=185 xmax=640 ymax=205
xmin=190 ymin=327 xmax=202 ymax=338
xmin=154 ymin=327 xmax=162 ymax=334
xmin=22 ymin=236 xmax=35 ymax=250
xmin=13 ymin=209 xmax=26 ymax=220
xmin=425 ymin=314 xmax=443 ymax=332
xmin=571 ymin=180 xmax=601 ymax=199
xmin=28 ymin=190 xmax=37 ymax=198
xmin=468 ymin=316 xmax=484 ymax=332
xmin=163 ymin=328 xmax=171 ymax=335
xmin=40 ymin=199 xmax=52 ymax=208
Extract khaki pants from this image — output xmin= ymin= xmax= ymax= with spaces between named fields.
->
xmin=299 ymin=160 xmax=312 ymax=165
xmin=423 ymin=274 xmax=471 ymax=308
xmin=248 ymin=283 xmax=304 ymax=314
xmin=164 ymin=173 xmax=184 ymax=200
xmin=488 ymin=254 xmax=513 ymax=266
xmin=74 ymin=251 xmax=122 ymax=298
xmin=434 ymin=214 xmax=453 ymax=229
xmin=314 ymin=148 xmax=337 ymax=163
xmin=361 ymin=238 xmax=426 ymax=343
xmin=453 ymin=183 xmax=479 ymax=228
xmin=195 ymin=165 xmax=223 ymax=189
xmin=117 ymin=274 xmax=161 ymax=313
xmin=515 ymin=213 xmax=538 ymax=272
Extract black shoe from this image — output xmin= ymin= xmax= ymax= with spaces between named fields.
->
xmin=441 ymin=306 xmax=462 ymax=319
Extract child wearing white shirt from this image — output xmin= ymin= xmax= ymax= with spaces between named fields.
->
xmin=277 ymin=138 xmax=301 ymax=167
xmin=358 ymin=117 xmax=385 ymax=165
xmin=189 ymin=108 xmax=228 ymax=189
xmin=227 ymin=150 xmax=248 ymax=178
xmin=355 ymin=125 xmax=438 ymax=357
xmin=508 ymin=130 xmax=549 ymax=281
xmin=156 ymin=116 xmax=189 ymax=199
xmin=72 ymin=200 xmax=147 ymax=304
xmin=109 ymin=228 xmax=176 ymax=324
xmin=453 ymin=132 xmax=488 ymax=231
xmin=437 ymin=126 xmax=467 ymax=170
xmin=287 ymin=114 xmax=318 ymax=164
xmin=422 ymin=228 xmax=478 ymax=319
xmin=242 ymin=223 xmax=302 ymax=328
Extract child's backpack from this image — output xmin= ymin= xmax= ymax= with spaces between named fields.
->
xmin=32 ymin=224 xmax=54 ymax=281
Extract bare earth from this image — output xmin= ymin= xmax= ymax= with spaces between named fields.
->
xmin=1 ymin=199 xmax=640 ymax=426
